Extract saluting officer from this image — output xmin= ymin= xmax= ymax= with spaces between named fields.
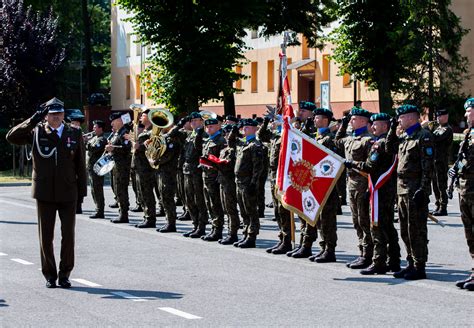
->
xmin=386 ymin=104 xmax=434 ymax=280
xmin=86 ymin=120 xmax=108 ymax=218
xmin=6 ymin=97 xmax=87 ymax=289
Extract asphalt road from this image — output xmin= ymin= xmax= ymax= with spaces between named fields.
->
xmin=0 ymin=184 xmax=471 ymax=327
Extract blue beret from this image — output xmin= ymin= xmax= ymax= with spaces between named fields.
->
xmin=313 ymin=108 xmax=333 ymax=119
xmin=242 ymin=118 xmax=258 ymax=127
xmin=350 ymin=107 xmax=372 ymax=118
xmin=370 ymin=113 xmax=391 ymax=122
xmin=396 ymin=104 xmax=419 ymax=116
xmin=464 ymin=97 xmax=474 ymax=110
xmin=189 ymin=112 xmax=202 ymax=119
xmin=299 ymin=101 xmax=316 ymax=111
xmin=204 ymin=118 xmax=219 ymax=126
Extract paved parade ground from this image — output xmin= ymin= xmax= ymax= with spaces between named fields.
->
xmin=0 ymin=184 xmax=471 ymax=327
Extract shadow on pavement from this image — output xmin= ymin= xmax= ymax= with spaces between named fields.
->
xmin=69 ymin=286 xmax=183 ymax=300
xmin=0 ymin=220 xmax=37 ymax=225
xmin=333 ymin=276 xmax=406 ymax=286
xmin=425 ymin=266 xmax=471 ymax=282
xmin=0 ymin=299 xmax=8 ymax=307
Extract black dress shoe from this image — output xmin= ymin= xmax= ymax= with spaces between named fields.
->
xmin=136 ymin=221 xmax=156 ymax=228
xmin=89 ymin=212 xmax=104 ymax=219
xmin=158 ymin=224 xmax=177 ymax=233
xmin=219 ymin=234 xmax=238 ymax=245
xmin=109 ymin=202 xmax=119 ymax=208
xmin=46 ymin=279 xmax=56 ymax=288
xmin=58 ymin=277 xmax=71 ymax=288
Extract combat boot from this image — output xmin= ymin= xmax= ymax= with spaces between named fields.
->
xmin=202 ymin=229 xmax=222 ymax=242
xmin=177 ymin=211 xmax=191 ymax=221
xmin=219 ymin=234 xmax=238 ymax=245
xmin=455 ymin=275 xmax=473 ymax=288
xmin=136 ymin=220 xmax=156 ymax=228
xmin=157 ymin=224 xmax=177 ymax=233
xmin=314 ymin=250 xmax=337 ymax=263
xmin=130 ymin=205 xmax=143 ymax=212
xmin=89 ymin=212 xmax=104 ymax=219
xmin=189 ymin=229 xmax=206 ymax=238
xmin=393 ymin=264 xmax=415 ymax=278
xmin=346 ymin=246 xmax=364 ymax=267
xmin=272 ymin=238 xmax=292 ymax=255
xmin=387 ymin=261 xmax=401 ymax=273
xmin=360 ymin=263 xmax=387 ymax=275
xmin=238 ymin=237 xmax=256 ymax=248
xmin=404 ymin=266 xmax=426 ymax=280
xmin=111 ymin=212 xmax=129 ymax=223
xmin=266 ymin=238 xmax=282 ymax=253
xmin=432 ymin=207 xmax=447 ymax=216
xmin=233 ymin=235 xmax=247 ymax=247
xmin=109 ymin=202 xmax=119 ymax=208
xmin=287 ymin=235 xmax=303 ymax=257
xmin=292 ymin=246 xmax=312 ymax=258
xmin=309 ymin=249 xmax=325 ymax=262
xmin=183 ymin=228 xmax=197 ymax=237
xmin=349 ymin=256 xmax=372 ymax=269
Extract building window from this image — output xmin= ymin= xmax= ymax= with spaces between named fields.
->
xmin=126 ymin=33 xmax=132 ymax=57
xmin=146 ymin=45 xmax=152 ymax=55
xmin=267 ymin=60 xmax=274 ymax=92
xmin=322 ymin=55 xmax=330 ymax=81
xmin=136 ymin=41 xmax=142 ymax=57
xmin=343 ymin=73 xmax=352 ymax=88
xmin=235 ymin=65 xmax=242 ymax=91
xmin=251 ymin=29 xmax=258 ymax=39
xmin=126 ymin=75 xmax=131 ymax=100
xmin=287 ymin=57 xmax=292 ymax=90
xmin=135 ymin=75 xmax=141 ymax=99
xmin=251 ymin=62 xmax=258 ymax=93
xmin=302 ymin=36 xmax=310 ymax=59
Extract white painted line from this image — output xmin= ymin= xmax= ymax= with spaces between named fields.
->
xmin=0 ymin=252 xmax=7 ymax=256
xmin=110 ymin=291 xmax=147 ymax=302
xmin=0 ymin=199 xmax=36 ymax=209
xmin=159 ymin=307 xmax=202 ymax=320
xmin=71 ymin=278 xmax=102 ymax=287
xmin=11 ymin=258 xmax=34 ymax=265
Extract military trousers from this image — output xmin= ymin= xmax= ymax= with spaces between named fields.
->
xmin=398 ymin=193 xmax=429 ymax=268
xmin=157 ymin=170 xmax=177 ymax=226
xmin=112 ymin=164 xmax=130 ymax=214
xmin=184 ymin=172 xmax=208 ymax=230
xmin=203 ymin=176 xmax=225 ymax=230
xmin=136 ymin=169 xmax=156 ymax=222
xmin=433 ymin=161 xmax=449 ymax=208
xmin=257 ymin=167 xmax=268 ymax=215
xmin=37 ymin=200 xmax=76 ymax=281
xmin=131 ymin=167 xmax=142 ymax=207
xmin=349 ymin=189 xmax=373 ymax=257
xmin=220 ymin=175 xmax=240 ymax=235
xmin=459 ymin=193 xmax=474 ymax=272
xmin=270 ymin=178 xmax=291 ymax=240
xmin=88 ymin=170 xmax=104 ymax=213
xmin=317 ymin=190 xmax=339 ymax=252
xmin=236 ymin=181 xmax=260 ymax=237
xmin=177 ymin=168 xmax=186 ymax=210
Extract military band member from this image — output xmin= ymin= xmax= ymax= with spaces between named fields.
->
xmin=255 ymin=117 xmax=269 ymax=218
xmin=347 ymin=113 xmax=401 ymax=274
xmin=386 ymin=104 xmax=434 ymax=280
xmin=451 ymin=98 xmax=474 ymax=291
xmin=68 ymin=113 xmax=86 ymax=214
xmin=86 ymin=120 xmax=108 ymax=218
xmin=229 ymin=119 xmax=264 ymax=248
xmin=336 ymin=107 xmax=374 ymax=268
xmin=176 ymin=116 xmax=192 ymax=221
xmin=107 ymin=112 xmax=132 ymax=223
xmin=6 ymin=97 xmax=87 ymax=288
xmin=424 ymin=109 xmax=453 ymax=216
xmin=130 ymin=123 xmax=145 ymax=213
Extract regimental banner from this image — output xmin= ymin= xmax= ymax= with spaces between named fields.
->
xmin=276 ymin=121 xmax=345 ymax=226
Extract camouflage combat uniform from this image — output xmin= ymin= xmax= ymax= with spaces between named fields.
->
xmin=86 ymin=133 xmax=107 ymax=214
xmin=110 ymin=126 xmax=132 ymax=219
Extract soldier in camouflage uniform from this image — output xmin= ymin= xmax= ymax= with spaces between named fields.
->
xmin=216 ymin=124 xmax=240 ymax=245
xmin=255 ymin=117 xmax=269 ymax=218
xmin=130 ymin=123 xmax=145 ymax=213
xmin=130 ymin=108 xmax=156 ymax=228
xmin=106 ymin=112 xmax=132 ymax=223
xmin=85 ymin=120 xmax=108 ymax=218
xmin=347 ymin=113 xmax=401 ymax=274
xmin=424 ymin=109 xmax=453 ymax=216
xmin=176 ymin=117 xmax=191 ymax=221
xmin=258 ymin=117 xmax=293 ymax=254
xmin=196 ymin=118 xmax=226 ymax=241
xmin=229 ymin=119 xmax=264 ymax=248
xmin=180 ymin=112 xmax=209 ymax=238
xmin=386 ymin=104 xmax=434 ymax=280
xmin=451 ymin=98 xmax=474 ymax=291
xmin=335 ymin=107 xmax=374 ymax=269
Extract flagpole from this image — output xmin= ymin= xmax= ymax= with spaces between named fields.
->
xmin=290 ymin=212 xmax=295 ymax=248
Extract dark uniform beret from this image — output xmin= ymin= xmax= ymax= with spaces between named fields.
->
xmin=43 ymin=97 xmax=65 ymax=113
xmin=68 ymin=113 xmax=85 ymax=123
xmin=189 ymin=112 xmax=202 ymax=119
xmin=313 ymin=108 xmax=333 ymax=119
xmin=299 ymin=101 xmax=316 ymax=111
xmin=255 ymin=117 xmax=264 ymax=124
xmin=92 ymin=120 xmax=105 ymax=128
xmin=204 ymin=118 xmax=219 ymax=126
xmin=370 ymin=113 xmax=391 ymax=122
xmin=350 ymin=106 xmax=372 ymax=118
xmin=226 ymin=115 xmax=239 ymax=122
xmin=221 ymin=124 xmax=233 ymax=133
xmin=435 ymin=108 xmax=449 ymax=117
xmin=109 ymin=112 xmax=123 ymax=121
xmin=464 ymin=97 xmax=474 ymax=110
xmin=396 ymin=104 xmax=419 ymax=116
xmin=241 ymin=118 xmax=258 ymax=127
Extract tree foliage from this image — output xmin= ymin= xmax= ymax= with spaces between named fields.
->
xmin=0 ymin=0 xmax=65 ymax=120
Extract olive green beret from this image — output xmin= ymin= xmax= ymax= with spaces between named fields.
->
xmin=313 ymin=108 xmax=333 ymax=119
xmin=350 ymin=107 xmax=372 ymax=118
xmin=396 ymin=104 xmax=419 ymax=116
xmin=370 ymin=113 xmax=391 ymax=122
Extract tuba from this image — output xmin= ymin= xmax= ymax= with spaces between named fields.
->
xmin=199 ymin=110 xmax=217 ymax=121
xmin=145 ymin=108 xmax=174 ymax=169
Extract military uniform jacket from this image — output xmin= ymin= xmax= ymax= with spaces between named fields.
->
xmin=430 ymin=123 xmax=453 ymax=163
xmin=109 ymin=126 xmax=132 ymax=167
xmin=335 ymin=125 xmax=374 ymax=191
xmin=217 ymin=146 xmax=236 ymax=184
xmin=154 ymin=133 xmax=181 ymax=175
xmin=196 ymin=131 xmax=226 ymax=179
xmin=6 ymin=118 xmax=87 ymax=202
xmin=257 ymin=125 xmax=281 ymax=180
xmin=386 ymin=124 xmax=434 ymax=195
xmin=86 ymin=134 xmax=107 ymax=170
xmin=458 ymin=128 xmax=474 ymax=196
xmin=182 ymin=130 xmax=208 ymax=175
xmin=131 ymin=127 xmax=153 ymax=173
xmin=229 ymin=133 xmax=264 ymax=186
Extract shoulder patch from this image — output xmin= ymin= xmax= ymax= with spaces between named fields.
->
xmin=425 ymin=147 xmax=433 ymax=156
xmin=370 ymin=152 xmax=379 ymax=161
